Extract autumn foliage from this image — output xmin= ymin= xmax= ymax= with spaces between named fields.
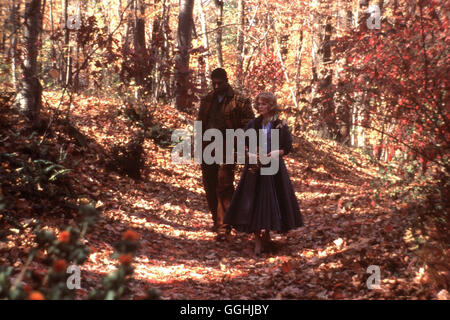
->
xmin=332 ymin=1 xmax=449 ymax=242
xmin=0 ymin=0 xmax=448 ymax=301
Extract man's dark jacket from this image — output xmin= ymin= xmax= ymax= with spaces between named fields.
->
xmin=197 ymin=85 xmax=254 ymax=136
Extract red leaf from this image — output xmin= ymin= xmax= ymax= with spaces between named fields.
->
xmin=281 ymin=261 xmax=293 ymax=273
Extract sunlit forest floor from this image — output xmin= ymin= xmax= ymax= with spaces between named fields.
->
xmin=1 ymin=90 xmax=445 ymax=299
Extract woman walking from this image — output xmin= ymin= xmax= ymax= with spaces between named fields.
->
xmin=224 ymin=92 xmax=303 ymax=255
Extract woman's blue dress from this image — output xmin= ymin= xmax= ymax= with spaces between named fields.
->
xmin=224 ymin=115 xmax=303 ymax=233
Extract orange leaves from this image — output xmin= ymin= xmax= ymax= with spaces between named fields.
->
xmin=281 ymin=260 xmax=293 ymax=274
xmin=387 ymin=145 xmax=396 ymax=162
xmin=423 ymin=144 xmax=438 ymax=162
xmin=419 ymin=156 xmax=428 ymax=173
xmin=57 ymin=231 xmax=71 ymax=243
xmin=331 ymin=283 xmax=345 ymax=299
xmin=119 ymin=254 xmax=133 ymax=265
xmin=3 ymin=80 xmax=442 ymax=300
xmin=48 ymin=68 xmax=59 ymax=79
xmin=337 ymin=198 xmax=344 ymax=213
xmin=53 ymin=259 xmax=68 ymax=273
xmin=28 ymin=291 xmax=45 ymax=300
xmin=372 ymin=145 xmax=381 ymax=159
xmin=122 ymin=230 xmax=141 ymax=242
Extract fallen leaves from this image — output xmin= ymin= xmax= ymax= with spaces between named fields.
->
xmin=281 ymin=260 xmax=293 ymax=274
xmin=1 ymin=92 xmax=444 ymax=300
xmin=333 ymin=237 xmax=344 ymax=248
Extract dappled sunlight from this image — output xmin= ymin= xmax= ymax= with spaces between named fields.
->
xmin=1 ymin=92 xmax=440 ymax=299
xmin=59 ymin=94 xmax=433 ymax=299
xmin=1 ymin=0 xmax=447 ymax=301
xmin=133 ymin=258 xmax=249 ymax=286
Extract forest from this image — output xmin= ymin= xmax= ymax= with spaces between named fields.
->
xmin=0 ymin=0 xmax=448 ymax=301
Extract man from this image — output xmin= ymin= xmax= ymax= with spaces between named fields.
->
xmin=197 ymin=68 xmax=254 ymax=241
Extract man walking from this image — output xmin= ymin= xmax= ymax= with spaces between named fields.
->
xmin=197 ymin=68 xmax=254 ymax=241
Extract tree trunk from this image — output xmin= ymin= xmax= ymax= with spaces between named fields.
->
xmin=38 ymin=0 xmax=46 ymax=77
xmin=1 ymin=23 xmax=5 ymax=56
xmin=334 ymin=0 xmax=352 ymax=145
xmin=215 ymin=0 xmax=224 ymax=68
xmin=310 ymin=10 xmax=335 ymax=139
xmin=270 ymin=15 xmax=299 ymax=115
xmin=198 ymin=0 xmax=210 ymax=91
xmin=134 ymin=0 xmax=146 ymax=96
xmin=152 ymin=0 xmax=171 ymax=101
xmin=161 ymin=0 xmax=171 ymax=100
xmin=321 ymin=18 xmax=336 ymax=139
xmin=49 ymin=0 xmax=57 ymax=85
xmin=134 ymin=0 xmax=146 ymax=58
xmin=120 ymin=0 xmax=133 ymax=85
xmin=310 ymin=10 xmax=320 ymax=84
xmin=174 ymin=0 xmax=194 ymax=111
xmin=294 ymin=29 xmax=304 ymax=101
xmin=235 ymin=0 xmax=245 ymax=89
xmin=16 ymin=0 xmax=42 ymax=128
xmin=351 ymin=93 xmax=367 ymax=148
xmin=349 ymin=1 xmax=369 ymax=148
xmin=73 ymin=0 xmax=81 ymax=91
xmin=152 ymin=15 xmax=162 ymax=99
xmin=61 ymin=0 xmax=72 ymax=86
xmin=10 ymin=0 xmax=19 ymax=91
xmin=378 ymin=0 xmax=385 ymax=13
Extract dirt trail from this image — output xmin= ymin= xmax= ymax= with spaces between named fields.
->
xmin=2 ymin=93 xmax=433 ymax=299
xmin=64 ymin=95 xmax=425 ymax=300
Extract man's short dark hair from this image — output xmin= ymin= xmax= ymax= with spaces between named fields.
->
xmin=211 ymin=68 xmax=227 ymax=80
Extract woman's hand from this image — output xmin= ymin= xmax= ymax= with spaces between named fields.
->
xmin=247 ymin=152 xmax=259 ymax=164
xmin=267 ymin=149 xmax=284 ymax=158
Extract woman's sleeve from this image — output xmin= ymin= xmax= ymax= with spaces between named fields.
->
xmin=244 ymin=118 xmax=254 ymax=131
xmin=280 ymin=124 xmax=293 ymax=156
xmin=243 ymin=119 xmax=254 ymax=151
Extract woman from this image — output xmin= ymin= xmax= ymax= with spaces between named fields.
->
xmin=224 ymin=92 xmax=303 ymax=255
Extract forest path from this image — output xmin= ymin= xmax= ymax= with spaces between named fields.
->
xmin=59 ymin=93 xmax=424 ymax=300
xmin=0 ymin=92 xmax=426 ymax=299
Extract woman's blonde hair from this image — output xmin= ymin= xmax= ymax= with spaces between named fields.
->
xmin=254 ymin=92 xmax=281 ymax=116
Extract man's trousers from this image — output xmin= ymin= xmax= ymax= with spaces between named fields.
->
xmin=201 ymin=163 xmax=235 ymax=233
